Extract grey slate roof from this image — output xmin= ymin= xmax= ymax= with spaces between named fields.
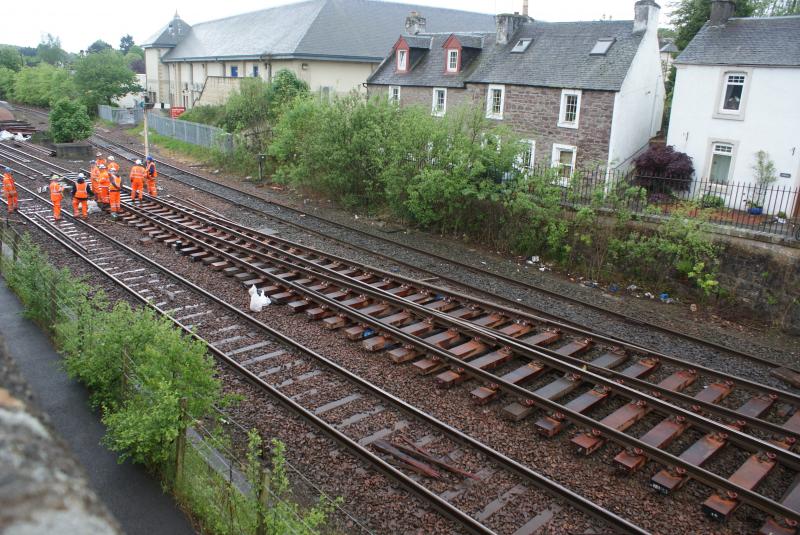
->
xmin=660 ymin=42 xmax=678 ymax=53
xmin=158 ymin=0 xmax=495 ymax=62
xmin=404 ymin=35 xmax=434 ymax=49
xmin=675 ymin=15 xmax=800 ymax=67
xmin=369 ymin=33 xmax=491 ymax=88
xmin=142 ymin=15 xmax=192 ymax=48
xmin=369 ymin=19 xmax=642 ymax=91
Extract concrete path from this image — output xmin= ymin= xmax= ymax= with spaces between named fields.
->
xmin=0 ymin=279 xmax=196 ymax=535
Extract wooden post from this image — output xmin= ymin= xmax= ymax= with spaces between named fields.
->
xmin=175 ymin=397 xmax=188 ymax=488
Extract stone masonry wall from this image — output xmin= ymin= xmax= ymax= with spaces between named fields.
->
xmin=369 ymin=84 xmax=615 ymax=169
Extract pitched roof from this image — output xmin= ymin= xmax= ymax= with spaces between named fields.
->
xmin=142 ymin=15 xmax=192 ymax=48
xmin=369 ymin=19 xmax=643 ymax=91
xmin=369 ymin=33 xmax=490 ymax=88
xmin=158 ymin=0 xmax=495 ymax=62
xmin=660 ymin=42 xmax=678 ymax=53
xmin=675 ymin=15 xmax=800 ymax=67
xmin=403 ymin=35 xmax=434 ymax=49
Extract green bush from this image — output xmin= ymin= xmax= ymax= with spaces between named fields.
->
xmin=0 ymin=66 xmax=16 ymax=99
xmin=178 ymin=104 xmax=226 ymax=126
xmin=13 ymin=63 xmax=76 ymax=106
xmin=50 ymin=98 xmax=93 ymax=142
xmin=700 ymin=194 xmax=725 ymax=209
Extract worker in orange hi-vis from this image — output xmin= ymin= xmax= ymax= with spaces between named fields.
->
xmin=72 ymin=174 xmax=89 ymax=218
xmin=108 ymin=170 xmax=122 ymax=218
xmin=2 ymin=166 xmax=18 ymax=213
xmin=96 ymin=164 xmax=110 ymax=209
xmin=94 ymin=152 xmax=106 ymax=168
xmin=49 ymin=175 xmax=64 ymax=221
xmin=89 ymin=163 xmax=100 ymax=200
xmin=107 ymin=155 xmax=120 ymax=174
xmin=145 ymin=155 xmax=158 ymax=197
xmin=129 ymin=158 xmax=146 ymax=204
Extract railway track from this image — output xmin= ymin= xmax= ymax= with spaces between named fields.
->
xmin=13 ymin=104 xmax=795 ymax=380
xmin=7 ymin=108 xmax=800 ymax=533
xmin=1 ymin=162 xmax=641 ymax=535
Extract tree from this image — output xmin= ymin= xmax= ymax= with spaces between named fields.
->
xmin=36 ymin=34 xmax=67 ymax=66
xmin=13 ymin=63 xmax=76 ymax=106
xmin=74 ymin=50 xmax=139 ymax=112
xmin=0 ymin=67 xmax=16 ymax=99
xmin=87 ymin=40 xmax=113 ymax=54
xmin=50 ymin=98 xmax=93 ymax=143
xmin=119 ymin=34 xmax=135 ymax=54
xmin=752 ymin=0 xmax=800 ymax=14
xmin=671 ymin=0 xmax=757 ymax=50
xmin=0 ymin=45 xmax=24 ymax=72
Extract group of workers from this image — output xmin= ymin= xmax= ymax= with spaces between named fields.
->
xmin=2 ymin=153 xmax=158 ymax=220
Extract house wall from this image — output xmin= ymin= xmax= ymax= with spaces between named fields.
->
xmin=144 ymin=48 xmax=171 ymax=108
xmin=608 ymin=23 xmax=665 ymax=171
xmin=370 ymin=85 xmax=472 ymax=112
xmin=272 ymin=60 xmax=374 ymax=95
xmin=195 ymin=77 xmax=243 ymax=107
xmin=667 ymin=64 xmax=800 ymax=214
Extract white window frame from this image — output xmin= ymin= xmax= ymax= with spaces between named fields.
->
xmin=714 ymin=70 xmax=750 ymax=120
xmin=447 ymin=49 xmax=459 ymax=72
xmin=551 ymin=143 xmax=577 ymax=185
xmin=705 ymin=139 xmax=738 ymax=185
xmin=431 ymin=87 xmax=447 ymax=117
xmin=397 ymin=49 xmax=408 ymax=71
xmin=515 ymin=139 xmax=536 ymax=172
xmin=485 ymin=84 xmax=505 ymax=120
xmin=558 ymin=89 xmax=582 ymax=129
xmin=389 ymin=85 xmax=401 ymax=103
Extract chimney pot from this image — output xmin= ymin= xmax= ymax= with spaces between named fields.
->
xmin=710 ymin=0 xmax=736 ymax=26
xmin=405 ymin=11 xmax=427 ymax=35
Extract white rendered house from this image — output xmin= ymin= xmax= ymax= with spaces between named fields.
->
xmin=667 ymin=0 xmax=800 ymax=216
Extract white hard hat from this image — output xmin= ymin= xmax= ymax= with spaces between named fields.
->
xmin=78 ymin=173 xmax=85 ymax=178
xmin=98 ymin=164 xmax=106 ymax=169
xmin=108 ymin=156 xmax=115 ymax=161
xmin=135 ymin=159 xmax=142 ymax=165
xmin=96 ymin=152 xmax=102 ymax=157
xmin=50 ymin=174 xmax=59 ymax=181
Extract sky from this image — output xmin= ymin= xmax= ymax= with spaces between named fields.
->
xmin=4 ymin=0 xmax=674 ymax=53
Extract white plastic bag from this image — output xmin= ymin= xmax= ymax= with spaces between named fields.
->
xmin=248 ymin=284 xmax=271 ymax=312
xmin=87 ymin=200 xmax=101 ymax=214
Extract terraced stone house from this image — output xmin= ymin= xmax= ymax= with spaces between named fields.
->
xmin=367 ymin=1 xmax=666 ymax=174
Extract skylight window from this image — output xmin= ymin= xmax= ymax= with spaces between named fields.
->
xmin=511 ymin=38 xmax=532 ymax=53
xmin=590 ymin=38 xmax=615 ymax=55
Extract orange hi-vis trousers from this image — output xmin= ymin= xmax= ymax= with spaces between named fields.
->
xmin=146 ymin=179 xmax=157 ymax=197
xmin=73 ymin=197 xmax=87 ymax=218
xmin=109 ymin=191 xmax=121 ymax=213
xmin=51 ymin=194 xmax=63 ymax=219
xmin=131 ymin=179 xmax=144 ymax=201
xmin=5 ymin=191 xmax=17 ymax=212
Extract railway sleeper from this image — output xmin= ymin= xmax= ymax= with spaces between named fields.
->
xmin=759 ymin=475 xmax=800 ymax=535
xmin=702 ymin=451 xmax=777 ymax=522
xmin=503 ymin=374 xmax=583 ymax=421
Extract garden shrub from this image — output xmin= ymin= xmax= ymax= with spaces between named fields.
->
xmin=700 ymin=194 xmax=725 ymax=209
xmin=50 ymin=98 xmax=93 ymax=142
xmin=633 ymin=144 xmax=694 ymax=191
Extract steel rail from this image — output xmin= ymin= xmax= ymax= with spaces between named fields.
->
xmin=6 ymin=185 xmax=644 ymax=535
xmin=123 ymin=198 xmax=800 ymax=464
xmin=86 ymin=132 xmax=796 ymax=377
xmin=114 ymin=198 xmax=800 ymax=521
xmin=147 ymin=192 xmax=800 ymax=409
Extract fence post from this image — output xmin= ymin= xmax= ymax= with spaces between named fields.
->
xmin=175 ymin=397 xmax=188 ymax=488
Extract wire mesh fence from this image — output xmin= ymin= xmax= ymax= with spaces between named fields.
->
xmin=97 ymin=105 xmax=137 ymax=126
xmin=146 ymin=112 xmax=234 ymax=153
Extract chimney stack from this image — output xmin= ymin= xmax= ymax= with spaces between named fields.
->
xmin=495 ymin=13 xmax=528 ymax=45
xmin=632 ymin=0 xmax=660 ymax=34
xmin=522 ymin=0 xmax=529 ymax=16
xmin=710 ymin=0 xmax=736 ymax=26
xmin=405 ymin=11 xmax=427 ymax=35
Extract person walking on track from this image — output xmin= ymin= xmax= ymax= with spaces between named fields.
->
xmin=130 ymin=159 xmax=146 ymax=204
xmin=2 ymin=167 xmax=18 ymax=213
xmin=49 ymin=175 xmax=64 ymax=221
xmin=145 ymin=156 xmax=158 ymax=197
xmin=108 ymin=170 xmax=122 ymax=218
xmin=72 ymin=174 xmax=89 ymax=219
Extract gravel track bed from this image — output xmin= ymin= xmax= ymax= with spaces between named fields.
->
xmin=97 ymin=210 xmax=775 ymax=534
xmin=10 ymin=215 xmax=466 ymax=535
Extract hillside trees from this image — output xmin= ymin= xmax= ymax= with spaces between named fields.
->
xmin=73 ymin=50 xmax=139 ymax=111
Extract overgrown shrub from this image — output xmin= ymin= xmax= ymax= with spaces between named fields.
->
xmin=0 ymin=66 xmax=16 ymax=99
xmin=50 ymin=98 xmax=93 ymax=142
xmin=634 ymin=144 xmax=694 ymax=191
xmin=13 ymin=63 xmax=76 ymax=106
xmin=700 ymin=194 xmax=725 ymax=209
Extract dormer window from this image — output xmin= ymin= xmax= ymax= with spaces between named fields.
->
xmin=447 ymin=49 xmax=459 ymax=72
xmin=511 ymin=38 xmax=532 ymax=53
xmin=397 ymin=49 xmax=408 ymax=71
xmin=590 ymin=38 xmax=615 ymax=55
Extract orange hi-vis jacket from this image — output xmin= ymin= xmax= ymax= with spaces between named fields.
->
xmin=49 ymin=181 xmax=63 ymax=200
xmin=3 ymin=172 xmax=15 ymax=193
xmin=130 ymin=165 xmax=146 ymax=185
xmin=146 ymin=161 xmax=157 ymax=179
xmin=109 ymin=174 xmax=122 ymax=191
xmin=108 ymin=161 xmax=120 ymax=174
xmin=95 ymin=158 xmax=107 ymax=168
xmin=74 ymin=181 xmax=88 ymax=199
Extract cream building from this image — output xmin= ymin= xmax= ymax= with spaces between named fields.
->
xmin=142 ymin=0 xmax=494 ymax=109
